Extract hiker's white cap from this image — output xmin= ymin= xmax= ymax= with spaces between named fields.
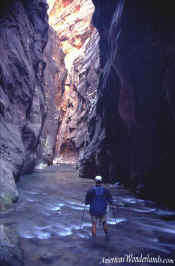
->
xmin=95 ymin=176 xmax=102 ymax=182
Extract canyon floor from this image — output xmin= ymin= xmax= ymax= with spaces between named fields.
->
xmin=0 ymin=164 xmax=175 ymax=266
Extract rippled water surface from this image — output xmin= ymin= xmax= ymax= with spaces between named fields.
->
xmin=0 ymin=164 xmax=175 ymax=266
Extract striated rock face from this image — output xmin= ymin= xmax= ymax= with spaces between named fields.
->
xmin=79 ymin=0 xmax=175 ymax=207
xmin=36 ymin=28 xmax=67 ymax=167
xmin=47 ymin=0 xmax=100 ymax=164
xmin=0 ymin=0 xmax=48 ymax=209
xmin=0 ymin=0 xmax=100 ymax=208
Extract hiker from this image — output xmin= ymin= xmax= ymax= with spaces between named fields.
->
xmin=85 ymin=176 xmax=113 ymax=240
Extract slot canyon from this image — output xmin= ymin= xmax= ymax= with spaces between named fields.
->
xmin=0 ymin=0 xmax=175 ymax=265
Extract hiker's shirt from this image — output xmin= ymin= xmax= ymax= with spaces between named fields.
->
xmin=85 ymin=186 xmax=113 ymax=216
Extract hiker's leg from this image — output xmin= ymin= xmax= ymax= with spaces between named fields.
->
xmin=96 ymin=215 xmax=109 ymax=241
xmin=103 ymin=221 xmax=108 ymax=234
xmin=103 ymin=220 xmax=110 ymax=241
xmin=91 ymin=216 xmax=97 ymax=237
xmin=101 ymin=215 xmax=108 ymax=235
xmin=92 ymin=222 xmax=96 ymax=236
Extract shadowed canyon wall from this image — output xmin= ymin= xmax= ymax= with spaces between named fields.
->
xmin=79 ymin=0 xmax=175 ymax=207
xmin=0 ymin=0 xmax=48 ymax=209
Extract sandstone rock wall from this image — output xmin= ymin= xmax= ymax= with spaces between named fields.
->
xmin=0 ymin=0 xmax=48 ymax=209
xmin=47 ymin=0 xmax=100 ymax=164
xmin=36 ymin=28 xmax=67 ymax=167
xmin=79 ymin=0 xmax=175 ymax=207
xmin=0 ymin=0 xmax=100 ymax=209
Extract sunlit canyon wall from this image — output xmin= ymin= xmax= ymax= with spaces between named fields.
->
xmin=40 ymin=0 xmax=100 ymax=164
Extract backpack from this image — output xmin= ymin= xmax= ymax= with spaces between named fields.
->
xmin=91 ymin=186 xmax=107 ymax=216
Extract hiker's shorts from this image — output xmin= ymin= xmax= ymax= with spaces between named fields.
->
xmin=91 ymin=214 xmax=106 ymax=224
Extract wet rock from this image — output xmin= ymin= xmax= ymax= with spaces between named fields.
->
xmin=0 ymin=0 xmax=48 ymax=209
xmin=0 ymin=224 xmax=23 ymax=266
xmin=79 ymin=0 xmax=175 ymax=207
xmin=0 ymin=161 xmax=19 ymax=210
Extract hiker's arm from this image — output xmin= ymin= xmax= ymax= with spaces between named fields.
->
xmin=85 ymin=190 xmax=91 ymax=205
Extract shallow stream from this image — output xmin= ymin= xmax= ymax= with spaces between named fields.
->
xmin=0 ymin=164 xmax=175 ymax=265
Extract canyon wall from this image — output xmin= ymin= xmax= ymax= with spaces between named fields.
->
xmin=0 ymin=0 xmax=100 ymax=209
xmin=79 ymin=0 xmax=175 ymax=207
xmin=46 ymin=0 xmax=100 ymax=164
xmin=36 ymin=28 xmax=67 ymax=167
xmin=0 ymin=0 xmax=48 ymax=209
xmin=2 ymin=0 xmax=175 ymax=210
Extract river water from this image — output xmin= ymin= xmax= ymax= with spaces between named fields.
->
xmin=0 ymin=164 xmax=175 ymax=266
